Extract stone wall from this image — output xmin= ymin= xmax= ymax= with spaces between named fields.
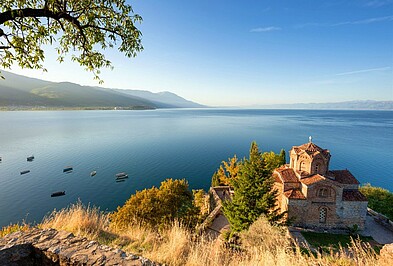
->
xmin=368 ymin=208 xmax=393 ymax=232
xmin=0 ymin=228 xmax=158 ymax=266
xmin=340 ymin=201 xmax=368 ymax=229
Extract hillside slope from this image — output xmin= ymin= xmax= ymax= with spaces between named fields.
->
xmin=0 ymin=71 xmax=204 ymax=109
xmin=113 ymin=89 xmax=204 ymax=108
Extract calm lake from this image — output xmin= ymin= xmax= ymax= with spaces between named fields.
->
xmin=0 ymin=109 xmax=392 ymax=227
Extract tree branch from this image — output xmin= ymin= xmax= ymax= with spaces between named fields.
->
xmin=0 ymin=8 xmax=82 ymax=31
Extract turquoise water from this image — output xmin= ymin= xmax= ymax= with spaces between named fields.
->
xmin=0 ymin=109 xmax=392 ymax=227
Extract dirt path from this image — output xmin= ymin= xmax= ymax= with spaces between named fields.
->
xmin=362 ymin=215 xmax=393 ymax=244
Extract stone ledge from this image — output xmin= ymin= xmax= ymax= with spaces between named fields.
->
xmin=0 ymin=228 xmax=159 ymax=266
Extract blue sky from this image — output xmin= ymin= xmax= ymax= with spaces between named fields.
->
xmin=8 ymin=0 xmax=393 ymax=106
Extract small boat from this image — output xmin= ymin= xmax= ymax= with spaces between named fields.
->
xmin=63 ymin=167 xmax=73 ymax=173
xmin=27 ymin=155 xmax=34 ymax=161
xmin=115 ymin=172 xmax=128 ymax=179
xmin=90 ymin=170 xmax=97 ymax=177
xmin=51 ymin=191 xmax=65 ymax=197
xmin=20 ymin=170 xmax=30 ymax=175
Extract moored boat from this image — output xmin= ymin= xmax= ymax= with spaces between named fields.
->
xmin=51 ymin=191 xmax=65 ymax=197
xmin=90 ymin=170 xmax=97 ymax=176
xmin=27 ymin=155 xmax=34 ymax=161
xmin=115 ymin=172 xmax=128 ymax=179
xmin=20 ymin=170 xmax=30 ymax=175
xmin=63 ymin=167 xmax=73 ymax=173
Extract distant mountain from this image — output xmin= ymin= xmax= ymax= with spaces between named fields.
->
xmin=113 ymin=89 xmax=204 ymax=108
xmin=0 ymin=71 xmax=204 ymax=110
xmin=253 ymin=100 xmax=393 ymax=110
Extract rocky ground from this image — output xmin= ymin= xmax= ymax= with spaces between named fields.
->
xmin=0 ymin=228 xmax=159 ymax=266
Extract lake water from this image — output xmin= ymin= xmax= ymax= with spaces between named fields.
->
xmin=0 ymin=109 xmax=392 ymax=227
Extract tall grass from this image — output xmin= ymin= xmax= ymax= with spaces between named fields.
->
xmin=0 ymin=222 xmax=30 ymax=238
xmin=40 ymin=200 xmax=109 ymax=240
xmin=5 ymin=202 xmax=384 ymax=266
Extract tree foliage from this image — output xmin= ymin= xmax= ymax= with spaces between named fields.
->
xmin=359 ymin=183 xmax=393 ymax=220
xmin=211 ymin=155 xmax=240 ymax=187
xmin=110 ymin=179 xmax=199 ymax=229
xmin=222 ymin=142 xmax=284 ymax=232
xmin=0 ymin=0 xmax=143 ymax=81
xmin=192 ymin=189 xmax=209 ymax=220
xmin=262 ymin=148 xmax=286 ymax=173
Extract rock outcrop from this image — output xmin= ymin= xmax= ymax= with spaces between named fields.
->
xmin=0 ymin=228 xmax=158 ymax=265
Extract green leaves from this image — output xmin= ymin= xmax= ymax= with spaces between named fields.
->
xmin=359 ymin=184 xmax=393 ymax=220
xmin=210 ymin=155 xmax=240 ymax=187
xmin=110 ymin=179 xmax=199 ymax=229
xmin=222 ymin=142 xmax=285 ymax=232
xmin=0 ymin=0 xmax=143 ymax=82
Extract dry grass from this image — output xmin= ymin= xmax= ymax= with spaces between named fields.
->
xmin=0 ymin=222 xmax=30 ymax=238
xmin=40 ymin=200 xmax=110 ymax=240
xmin=4 ymin=201 xmax=384 ymax=266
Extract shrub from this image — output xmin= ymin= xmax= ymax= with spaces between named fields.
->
xmin=110 ymin=178 xmax=199 ymax=229
xmin=359 ymin=183 xmax=393 ymax=220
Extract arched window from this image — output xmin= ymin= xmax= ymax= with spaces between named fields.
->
xmin=319 ymin=207 xmax=327 ymax=223
xmin=300 ymin=161 xmax=307 ymax=172
xmin=318 ymin=188 xmax=330 ymax=198
xmin=314 ymin=163 xmax=320 ymax=174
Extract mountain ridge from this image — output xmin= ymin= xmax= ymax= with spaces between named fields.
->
xmin=0 ymin=71 xmax=204 ymax=110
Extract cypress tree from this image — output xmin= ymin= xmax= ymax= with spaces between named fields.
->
xmin=223 ymin=142 xmax=282 ymax=232
xmin=279 ymin=149 xmax=286 ymax=165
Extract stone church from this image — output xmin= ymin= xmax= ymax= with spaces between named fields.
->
xmin=273 ymin=139 xmax=368 ymax=230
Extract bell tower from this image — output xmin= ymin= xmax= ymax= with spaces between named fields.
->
xmin=289 ymin=138 xmax=331 ymax=176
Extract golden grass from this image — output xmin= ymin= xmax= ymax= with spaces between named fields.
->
xmin=0 ymin=222 xmax=30 ymax=238
xmin=40 ymin=200 xmax=110 ymax=240
xmin=3 ymin=201 xmax=385 ymax=266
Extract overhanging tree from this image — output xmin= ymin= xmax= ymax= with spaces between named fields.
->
xmin=0 ymin=0 xmax=143 ymax=81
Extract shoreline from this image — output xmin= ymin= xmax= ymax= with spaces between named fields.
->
xmin=0 ymin=106 xmax=156 ymax=111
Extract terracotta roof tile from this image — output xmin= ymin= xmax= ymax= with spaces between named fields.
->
xmin=284 ymin=189 xmax=306 ymax=200
xmin=300 ymin=174 xmax=325 ymax=185
xmin=342 ymin=190 xmax=367 ymax=201
xmin=273 ymin=173 xmax=282 ymax=183
xmin=292 ymin=142 xmax=330 ymax=158
xmin=276 ymin=168 xmax=299 ymax=183
xmin=329 ymin=170 xmax=359 ymax=184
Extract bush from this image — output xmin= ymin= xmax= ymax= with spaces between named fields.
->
xmin=359 ymin=184 xmax=393 ymax=220
xmin=110 ymin=179 xmax=199 ymax=229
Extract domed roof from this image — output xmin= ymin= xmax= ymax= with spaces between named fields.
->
xmin=292 ymin=142 xmax=330 ymax=158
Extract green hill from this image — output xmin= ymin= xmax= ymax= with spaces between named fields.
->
xmin=0 ymin=71 xmax=204 ymax=110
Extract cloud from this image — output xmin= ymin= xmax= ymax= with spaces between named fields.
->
xmin=364 ymin=0 xmax=393 ymax=7
xmin=250 ymin=26 xmax=281 ymax=32
xmin=295 ymin=15 xmax=393 ymax=28
xmin=335 ymin=66 xmax=391 ymax=76
xmin=332 ymin=15 xmax=393 ymax=26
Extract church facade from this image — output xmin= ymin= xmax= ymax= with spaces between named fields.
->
xmin=273 ymin=140 xmax=368 ymax=230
